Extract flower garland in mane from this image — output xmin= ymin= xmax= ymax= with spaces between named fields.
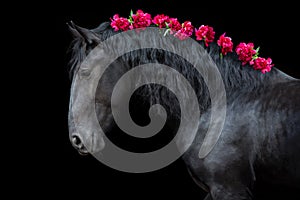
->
xmin=110 ymin=9 xmax=274 ymax=73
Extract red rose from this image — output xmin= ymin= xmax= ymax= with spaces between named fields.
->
xmin=168 ymin=18 xmax=182 ymax=32
xmin=109 ymin=9 xmax=274 ymax=74
xmin=217 ymin=33 xmax=233 ymax=55
xmin=174 ymin=21 xmax=194 ymax=40
xmin=110 ymin=14 xmax=130 ymax=31
xmin=153 ymin=14 xmax=170 ymax=28
xmin=252 ymin=57 xmax=274 ymax=73
xmin=195 ymin=25 xmax=215 ymax=47
xmin=130 ymin=9 xmax=152 ymax=29
xmin=236 ymin=42 xmax=257 ymax=65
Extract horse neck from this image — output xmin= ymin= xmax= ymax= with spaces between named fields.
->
xmin=210 ymin=49 xmax=292 ymax=92
xmin=121 ymin=47 xmax=294 ymax=120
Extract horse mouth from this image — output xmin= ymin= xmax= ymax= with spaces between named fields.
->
xmin=78 ymin=148 xmax=89 ymax=155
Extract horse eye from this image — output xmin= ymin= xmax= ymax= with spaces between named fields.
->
xmin=79 ymin=68 xmax=91 ymax=77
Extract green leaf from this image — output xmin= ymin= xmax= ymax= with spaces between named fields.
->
xmin=255 ymin=46 xmax=260 ymax=54
xmin=164 ymin=29 xmax=170 ymax=37
xmin=128 ymin=9 xmax=134 ymax=24
xmin=128 ymin=16 xmax=133 ymax=24
xmin=128 ymin=10 xmax=133 ymax=24
xmin=252 ymin=46 xmax=260 ymax=59
xmin=165 ymin=22 xmax=169 ymax=29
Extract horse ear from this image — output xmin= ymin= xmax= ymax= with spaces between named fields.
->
xmin=67 ymin=21 xmax=100 ymax=44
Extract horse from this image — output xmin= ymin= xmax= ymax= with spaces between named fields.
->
xmin=67 ymin=21 xmax=300 ymax=199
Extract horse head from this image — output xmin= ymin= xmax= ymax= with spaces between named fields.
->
xmin=67 ymin=21 xmax=122 ymax=155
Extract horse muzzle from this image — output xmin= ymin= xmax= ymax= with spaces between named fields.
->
xmin=70 ymin=133 xmax=89 ymax=155
xmin=70 ymin=131 xmax=105 ymax=155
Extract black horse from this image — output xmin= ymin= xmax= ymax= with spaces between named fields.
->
xmin=67 ymin=21 xmax=300 ymax=199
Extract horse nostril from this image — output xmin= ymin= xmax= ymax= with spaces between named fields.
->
xmin=71 ymin=134 xmax=89 ymax=155
xmin=72 ymin=135 xmax=82 ymax=147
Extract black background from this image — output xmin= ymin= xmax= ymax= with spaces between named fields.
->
xmin=29 ymin=1 xmax=300 ymax=199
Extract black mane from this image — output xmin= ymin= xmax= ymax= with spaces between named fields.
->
xmin=68 ymin=22 xmax=293 ymax=116
xmin=69 ymin=22 xmax=290 ymax=85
